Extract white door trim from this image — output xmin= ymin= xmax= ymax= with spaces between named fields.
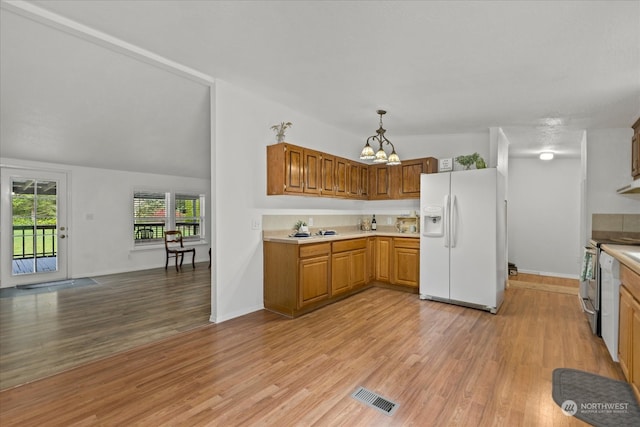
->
xmin=1 ymin=167 xmax=69 ymax=288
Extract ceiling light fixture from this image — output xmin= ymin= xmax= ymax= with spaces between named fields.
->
xmin=360 ymin=110 xmax=401 ymax=165
xmin=539 ymin=151 xmax=554 ymax=160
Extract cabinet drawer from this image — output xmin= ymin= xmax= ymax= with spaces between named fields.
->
xmin=299 ymin=242 xmax=331 ymax=258
xmin=332 ymin=238 xmax=367 ymax=253
xmin=393 ymin=237 xmax=419 ymax=249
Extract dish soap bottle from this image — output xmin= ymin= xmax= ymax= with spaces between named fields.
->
xmin=371 ymin=214 xmax=377 ymax=231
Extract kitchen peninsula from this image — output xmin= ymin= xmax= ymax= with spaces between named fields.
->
xmin=263 ymin=227 xmax=420 ymax=318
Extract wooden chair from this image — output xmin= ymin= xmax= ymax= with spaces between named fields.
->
xmin=164 ymin=231 xmax=196 ymax=272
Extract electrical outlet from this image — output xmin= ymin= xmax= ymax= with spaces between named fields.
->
xmin=308 ymin=217 xmax=314 ymax=226
xmin=387 ymin=217 xmax=393 ymax=225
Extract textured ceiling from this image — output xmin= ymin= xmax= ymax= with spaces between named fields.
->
xmin=3 ymin=0 xmax=640 ymax=168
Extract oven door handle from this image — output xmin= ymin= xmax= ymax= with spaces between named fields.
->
xmin=579 ymin=295 xmax=596 ymax=315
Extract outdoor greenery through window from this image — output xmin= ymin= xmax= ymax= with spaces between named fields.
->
xmin=133 ymin=191 xmax=204 ymax=244
xmin=11 ymin=178 xmax=58 ymax=273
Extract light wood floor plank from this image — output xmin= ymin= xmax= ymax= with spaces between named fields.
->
xmin=0 ymin=263 xmax=211 ymax=390
xmin=0 ymin=285 xmax=624 ymax=426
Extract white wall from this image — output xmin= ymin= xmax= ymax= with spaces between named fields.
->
xmin=1 ymin=157 xmax=211 ymax=281
xmin=586 ymin=128 xmax=640 ymax=236
xmin=508 ymin=158 xmax=582 ymax=278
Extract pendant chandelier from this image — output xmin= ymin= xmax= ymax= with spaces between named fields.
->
xmin=360 ymin=110 xmax=401 ymax=165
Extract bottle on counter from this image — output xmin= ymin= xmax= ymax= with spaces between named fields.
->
xmin=371 ymin=214 xmax=377 ymax=231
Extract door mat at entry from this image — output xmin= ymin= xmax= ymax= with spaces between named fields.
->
xmin=552 ymin=368 xmax=640 ymax=426
xmin=0 ymin=278 xmax=98 ymax=298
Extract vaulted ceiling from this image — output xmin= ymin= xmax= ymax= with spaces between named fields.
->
xmin=2 ymin=0 xmax=639 ymax=175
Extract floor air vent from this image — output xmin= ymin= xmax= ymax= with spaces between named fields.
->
xmin=351 ymin=386 xmax=399 ymax=416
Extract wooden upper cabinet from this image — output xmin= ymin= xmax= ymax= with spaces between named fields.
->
xmin=369 ymin=164 xmax=392 ymax=200
xmin=267 ymin=143 xmax=304 ymax=195
xmin=334 ymin=157 xmax=349 ymax=198
xmin=632 ymin=118 xmax=640 ymax=180
xmin=348 ymin=162 xmax=360 ymax=197
xmin=302 ymin=148 xmax=322 ymax=195
xmin=396 ymin=157 xmax=438 ymax=199
xmin=266 ymin=143 xmax=323 ymax=195
xmin=359 ymin=165 xmax=369 ymax=198
xmin=268 ymin=142 xmax=436 ymax=200
xmin=320 ymin=155 xmax=335 ymax=197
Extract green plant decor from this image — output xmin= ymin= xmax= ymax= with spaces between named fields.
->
xmin=455 ymin=152 xmax=486 ymax=170
xmin=294 ymin=220 xmax=307 ymax=231
xmin=271 ymin=121 xmax=293 ymax=143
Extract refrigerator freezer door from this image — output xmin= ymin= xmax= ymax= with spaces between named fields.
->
xmin=420 ymin=172 xmax=451 ymax=299
xmin=449 ymin=168 xmax=497 ymax=307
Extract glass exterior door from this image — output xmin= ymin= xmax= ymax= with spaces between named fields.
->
xmin=1 ymin=168 xmax=68 ymax=287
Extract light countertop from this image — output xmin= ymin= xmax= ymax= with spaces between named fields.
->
xmin=601 ymin=244 xmax=640 ymax=276
xmin=263 ymin=230 xmax=420 ymax=244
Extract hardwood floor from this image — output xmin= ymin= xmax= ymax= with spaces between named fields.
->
xmin=0 ymin=263 xmax=211 ymax=390
xmin=0 ymin=284 xmax=623 ymax=426
xmin=508 ymin=272 xmax=579 ymax=295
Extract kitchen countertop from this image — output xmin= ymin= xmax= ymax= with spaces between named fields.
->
xmin=601 ymin=244 xmax=640 ymax=276
xmin=263 ymin=230 xmax=420 ymax=244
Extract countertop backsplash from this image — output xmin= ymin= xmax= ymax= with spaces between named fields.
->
xmin=262 ymin=213 xmax=419 ymax=236
xmin=592 ymin=213 xmax=640 ymax=241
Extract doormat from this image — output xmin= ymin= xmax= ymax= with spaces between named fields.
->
xmin=0 ymin=278 xmax=98 ymax=298
xmin=552 ymin=368 xmax=640 ymax=426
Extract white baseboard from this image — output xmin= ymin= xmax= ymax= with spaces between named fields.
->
xmin=212 ymin=304 xmax=264 ymax=323
xmin=516 ymin=269 xmax=579 ymax=280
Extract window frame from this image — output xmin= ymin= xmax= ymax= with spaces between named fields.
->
xmin=133 ymin=189 xmax=205 ymax=246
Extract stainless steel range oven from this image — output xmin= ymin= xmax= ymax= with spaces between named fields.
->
xmin=580 ymin=241 xmax=599 ymax=335
xmin=580 ymin=237 xmax=640 ymax=336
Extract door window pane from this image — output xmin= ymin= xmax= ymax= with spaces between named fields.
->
xmin=11 ymin=178 xmax=58 ymax=274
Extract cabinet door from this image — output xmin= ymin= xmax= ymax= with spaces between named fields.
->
xmin=397 ymin=159 xmax=427 ymax=199
xmin=321 ymin=155 xmax=335 ymax=197
xmin=366 ymin=237 xmax=376 ymax=283
xmin=359 ymin=165 xmax=369 ymax=198
xmin=299 ymin=255 xmax=330 ymax=307
xmin=632 ymin=297 xmax=640 ymax=398
xmin=619 ymin=286 xmax=633 ymax=381
xmin=303 ymin=149 xmax=322 ymax=195
xmin=375 ymin=237 xmax=392 ymax=282
xmin=335 ymin=157 xmax=349 ymax=197
xmin=393 ymin=247 xmax=420 ymax=287
xmin=348 ymin=162 xmax=360 ymax=198
xmin=369 ymin=165 xmax=391 ymax=200
xmin=331 ymin=252 xmax=351 ymax=296
xmin=351 ymin=249 xmax=367 ymax=287
xmin=284 ymin=144 xmax=304 ymax=194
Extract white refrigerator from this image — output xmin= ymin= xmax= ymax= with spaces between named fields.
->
xmin=419 ymin=168 xmax=507 ymax=313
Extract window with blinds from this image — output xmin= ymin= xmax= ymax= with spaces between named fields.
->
xmin=133 ymin=191 xmax=168 ymax=243
xmin=133 ymin=191 xmax=205 ymax=245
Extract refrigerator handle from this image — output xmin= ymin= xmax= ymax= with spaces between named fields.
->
xmin=451 ymin=194 xmax=458 ymax=248
xmin=443 ymin=194 xmax=450 ymax=248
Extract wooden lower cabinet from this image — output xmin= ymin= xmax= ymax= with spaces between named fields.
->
xmin=299 ymin=253 xmax=330 ymax=307
xmin=619 ymin=264 xmax=640 ymax=401
xmin=632 ymin=297 xmax=640 ymax=400
xmin=619 ymin=285 xmax=633 ymax=380
xmin=366 ymin=237 xmax=376 ymax=283
xmin=375 ymin=237 xmax=392 ymax=282
xmin=264 ymin=236 xmax=420 ymax=317
xmin=392 ymin=238 xmax=420 ymax=288
xmin=331 ymin=239 xmax=366 ymax=296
